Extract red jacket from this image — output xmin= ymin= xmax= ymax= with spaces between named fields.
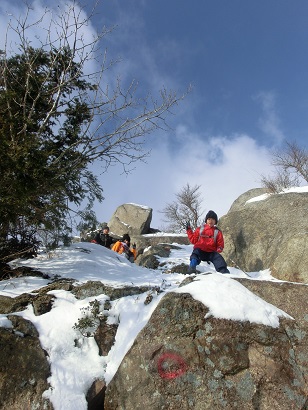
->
xmin=187 ymin=224 xmax=224 ymax=253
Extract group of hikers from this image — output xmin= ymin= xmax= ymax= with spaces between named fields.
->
xmin=92 ymin=209 xmax=229 ymax=273
xmin=92 ymin=226 xmax=137 ymax=263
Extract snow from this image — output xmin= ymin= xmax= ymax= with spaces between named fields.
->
xmin=246 ymin=185 xmax=308 ymax=204
xmin=176 ymin=274 xmax=289 ymax=327
xmin=143 ymin=232 xmax=187 ymax=237
xmin=126 ymin=202 xmax=152 ymax=210
xmin=0 ymin=241 xmax=294 ymax=409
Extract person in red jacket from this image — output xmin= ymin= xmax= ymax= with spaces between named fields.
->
xmin=186 ymin=210 xmax=229 ymax=274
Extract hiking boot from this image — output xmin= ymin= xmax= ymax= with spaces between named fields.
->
xmin=187 ymin=266 xmax=197 ymax=274
xmin=187 ymin=257 xmax=198 ymax=274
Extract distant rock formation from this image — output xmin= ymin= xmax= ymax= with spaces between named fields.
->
xmin=219 ymin=188 xmax=308 ymax=282
xmin=108 ymin=203 xmax=153 ymax=237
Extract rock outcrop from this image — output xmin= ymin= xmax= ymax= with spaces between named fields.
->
xmin=0 ymin=279 xmax=160 ymax=410
xmin=1 ymin=189 xmax=308 ymax=409
xmin=104 ymin=279 xmax=308 ymax=410
xmin=133 ymin=233 xmax=189 ymax=251
xmin=108 ymin=203 xmax=153 ymax=237
xmin=219 ymin=188 xmax=308 ymax=282
xmin=0 ymin=316 xmax=52 ymax=410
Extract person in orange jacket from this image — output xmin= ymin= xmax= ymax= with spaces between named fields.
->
xmin=112 ymin=234 xmax=137 ymax=263
xmin=186 ymin=210 xmax=229 ymax=274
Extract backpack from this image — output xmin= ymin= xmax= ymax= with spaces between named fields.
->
xmin=198 ymin=225 xmax=219 ymax=243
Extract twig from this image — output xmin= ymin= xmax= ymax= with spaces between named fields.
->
xmin=231 ymin=259 xmax=251 ymax=277
xmin=0 ymin=247 xmax=36 ymax=262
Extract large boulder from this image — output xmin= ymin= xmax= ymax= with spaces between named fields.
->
xmin=108 ymin=203 xmax=152 ymax=237
xmin=218 ymin=188 xmax=308 ymax=282
xmin=0 ymin=316 xmax=52 ymax=409
xmin=236 ymin=277 xmax=308 ymax=380
xmin=104 ymin=280 xmax=308 ymax=410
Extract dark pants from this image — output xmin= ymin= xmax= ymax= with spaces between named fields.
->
xmin=190 ymin=248 xmax=230 ymax=273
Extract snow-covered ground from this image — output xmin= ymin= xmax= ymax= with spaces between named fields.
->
xmin=0 ymin=242 xmax=293 ymax=410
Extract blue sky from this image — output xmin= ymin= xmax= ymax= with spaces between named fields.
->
xmin=1 ymin=0 xmax=307 ymax=229
xmin=97 ymin=0 xmax=308 ymax=143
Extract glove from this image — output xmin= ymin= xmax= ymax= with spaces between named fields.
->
xmin=186 ymin=221 xmax=191 ymax=230
xmin=121 ymin=242 xmax=130 ymax=252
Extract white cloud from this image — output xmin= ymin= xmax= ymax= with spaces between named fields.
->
xmin=254 ymin=91 xmax=285 ymax=143
xmin=94 ymin=128 xmax=273 ymax=229
xmin=171 ymin=129 xmax=272 ymax=220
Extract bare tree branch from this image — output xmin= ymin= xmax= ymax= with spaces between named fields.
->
xmin=261 ymin=141 xmax=308 ymax=192
xmin=160 ymin=183 xmax=205 ymax=233
xmin=272 ymin=141 xmax=308 ymax=183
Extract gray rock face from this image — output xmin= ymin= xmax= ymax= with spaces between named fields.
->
xmin=0 ymin=292 xmax=55 ymax=316
xmin=104 ymin=284 xmax=308 ymax=410
xmin=236 ymin=277 xmax=308 ymax=397
xmin=108 ymin=203 xmax=152 ymax=236
xmin=135 ymin=244 xmax=177 ymax=269
xmin=219 ymin=189 xmax=308 ymax=282
xmin=133 ymin=234 xmax=189 ymax=250
xmin=227 ymin=188 xmax=268 ymax=212
xmin=0 ymin=316 xmax=52 ymax=410
xmin=0 ymin=280 xmax=160 ymax=410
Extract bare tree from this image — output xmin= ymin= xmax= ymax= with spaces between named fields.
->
xmin=160 ymin=183 xmax=205 ymax=233
xmin=261 ymin=169 xmax=300 ymax=194
xmin=272 ymin=141 xmax=308 ymax=182
xmin=261 ymin=141 xmax=307 ymax=193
